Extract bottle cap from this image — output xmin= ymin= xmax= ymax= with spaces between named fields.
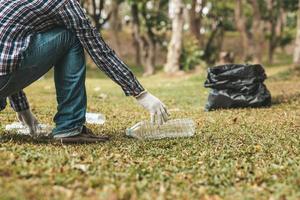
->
xmin=126 ymin=128 xmax=133 ymax=137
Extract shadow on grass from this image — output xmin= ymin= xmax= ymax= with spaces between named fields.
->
xmin=272 ymin=92 xmax=300 ymax=105
xmin=267 ymin=68 xmax=295 ymax=81
xmin=0 ymin=133 xmax=54 ymax=145
xmin=0 ymin=132 xmax=115 ymax=145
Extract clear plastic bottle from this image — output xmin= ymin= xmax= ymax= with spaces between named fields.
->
xmin=86 ymin=112 xmax=106 ymax=125
xmin=126 ymin=118 xmax=195 ymax=140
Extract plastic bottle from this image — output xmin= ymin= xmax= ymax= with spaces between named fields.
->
xmin=126 ymin=118 xmax=195 ymax=140
xmin=86 ymin=113 xmax=106 ymax=125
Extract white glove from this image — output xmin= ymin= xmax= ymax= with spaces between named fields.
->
xmin=16 ymin=109 xmax=40 ymax=137
xmin=136 ymin=92 xmax=169 ymax=125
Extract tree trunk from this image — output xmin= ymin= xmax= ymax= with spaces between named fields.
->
xmin=144 ymin=35 xmax=156 ymax=76
xmin=234 ymin=0 xmax=250 ymax=61
xmin=203 ymin=22 xmax=225 ymax=65
xmin=131 ymin=3 xmax=142 ymax=66
xmin=293 ymin=0 xmax=300 ymax=68
xmin=132 ymin=33 xmax=142 ymax=66
xmin=131 ymin=3 xmax=155 ymax=76
xmin=250 ymin=0 xmax=264 ymax=63
xmin=110 ymin=0 xmax=122 ymax=54
xmin=267 ymin=0 xmax=280 ymax=64
xmin=165 ymin=0 xmax=184 ymax=74
xmin=268 ymin=23 xmax=276 ymax=64
xmin=143 ymin=27 xmax=156 ymax=76
xmin=189 ymin=0 xmax=206 ymax=46
xmin=276 ymin=8 xmax=286 ymax=40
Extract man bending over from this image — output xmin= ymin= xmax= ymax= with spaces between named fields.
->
xmin=0 ymin=0 xmax=168 ymax=143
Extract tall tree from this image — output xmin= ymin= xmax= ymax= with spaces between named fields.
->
xmin=109 ymin=0 xmax=123 ymax=53
xmin=293 ymin=0 xmax=300 ymax=68
xmin=130 ymin=2 xmax=155 ymax=76
xmin=131 ymin=2 xmax=142 ymax=66
xmin=130 ymin=1 xmax=168 ymax=76
xmin=165 ymin=0 xmax=185 ymax=73
xmin=234 ymin=0 xmax=251 ymax=61
xmin=189 ymin=0 xmax=206 ymax=46
xmin=267 ymin=0 xmax=279 ymax=64
xmin=265 ymin=0 xmax=292 ymax=64
xmin=202 ymin=0 xmax=235 ymax=65
xmin=250 ymin=0 xmax=264 ymax=63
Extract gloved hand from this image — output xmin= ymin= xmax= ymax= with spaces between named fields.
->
xmin=136 ymin=92 xmax=169 ymax=125
xmin=16 ymin=109 xmax=40 ymax=137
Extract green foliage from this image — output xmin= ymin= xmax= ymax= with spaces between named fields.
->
xmin=204 ymin=0 xmax=235 ymax=31
xmin=202 ymin=22 xmax=225 ymax=65
xmin=282 ymin=0 xmax=299 ymax=12
xmin=127 ymin=0 xmax=170 ymax=44
xmin=180 ymin=38 xmax=204 ymax=71
xmin=279 ymin=29 xmax=295 ymax=48
xmin=200 ymin=0 xmax=236 ymax=65
xmin=82 ymin=0 xmax=298 ymax=67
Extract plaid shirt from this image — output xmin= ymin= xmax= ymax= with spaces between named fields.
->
xmin=0 ymin=0 xmax=144 ymax=112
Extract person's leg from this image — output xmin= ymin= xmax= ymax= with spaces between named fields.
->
xmin=52 ymin=35 xmax=87 ymax=138
xmin=0 ymin=75 xmax=10 ymax=89
xmin=0 ymin=29 xmax=70 ymax=98
xmin=0 ymin=28 xmax=87 ymax=137
xmin=0 ymin=75 xmax=9 ymax=110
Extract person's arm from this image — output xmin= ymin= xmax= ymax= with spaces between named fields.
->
xmin=8 ymin=92 xmax=40 ymax=136
xmin=57 ymin=0 xmax=144 ymax=97
xmin=56 ymin=0 xmax=168 ymax=124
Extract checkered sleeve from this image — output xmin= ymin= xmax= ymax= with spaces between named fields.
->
xmin=8 ymin=91 xmax=30 ymax=112
xmin=57 ymin=0 xmax=145 ymax=96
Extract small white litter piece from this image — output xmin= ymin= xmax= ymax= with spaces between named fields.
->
xmin=5 ymin=122 xmax=52 ymax=136
xmin=86 ymin=113 xmax=106 ymax=125
xmin=93 ymin=87 xmax=101 ymax=92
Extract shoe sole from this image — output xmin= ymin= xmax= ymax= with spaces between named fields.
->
xmin=53 ymin=136 xmax=109 ymax=144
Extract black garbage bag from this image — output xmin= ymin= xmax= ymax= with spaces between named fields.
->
xmin=204 ymin=64 xmax=272 ymax=111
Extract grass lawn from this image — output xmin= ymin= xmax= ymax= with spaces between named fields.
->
xmin=0 ymin=65 xmax=299 ymax=200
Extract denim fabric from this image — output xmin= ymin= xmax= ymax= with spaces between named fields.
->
xmin=0 ymin=75 xmax=12 ymax=111
xmin=0 ymin=98 xmax=6 ymax=111
xmin=0 ymin=77 xmax=8 ymax=111
xmin=0 ymin=28 xmax=87 ymax=137
xmin=0 ymin=75 xmax=9 ymax=89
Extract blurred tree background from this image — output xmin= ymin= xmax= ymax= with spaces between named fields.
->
xmin=80 ymin=0 xmax=300 ymax=76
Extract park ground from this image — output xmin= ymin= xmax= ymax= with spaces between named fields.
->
xmin=0 ymin=64 xmax=299 ymax=200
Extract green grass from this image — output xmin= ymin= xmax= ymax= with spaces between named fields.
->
xmin=0 ymin=66 xmax=300 ymax=200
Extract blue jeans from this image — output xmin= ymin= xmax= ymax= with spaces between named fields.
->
xmin=0 ymin=28 xmax=87 ymax=138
